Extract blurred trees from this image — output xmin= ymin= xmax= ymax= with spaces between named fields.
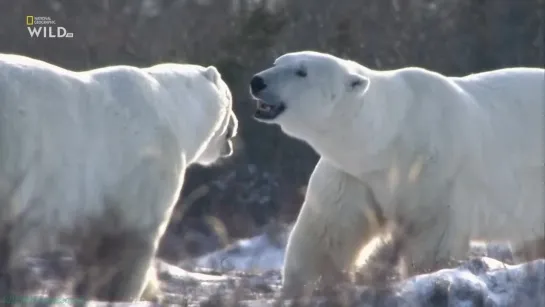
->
xmin=0 ymin=0 xmax=543 ymax=256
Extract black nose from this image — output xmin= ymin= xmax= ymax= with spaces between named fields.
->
xmin=250 ymin=75 xmax=267 ymax=94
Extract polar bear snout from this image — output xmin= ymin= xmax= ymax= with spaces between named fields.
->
xmin=249 ymin=74 xmax=286 ymax=121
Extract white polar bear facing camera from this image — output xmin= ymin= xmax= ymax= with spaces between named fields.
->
xmin=0 ymin=54 xmax=238 ymax=302
xmin=249 ymin=51 xmax=545 ymax=297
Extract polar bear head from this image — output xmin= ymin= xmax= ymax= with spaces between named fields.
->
xmin=146 ymin=63 xmax=238 ymax=166
xmin=193 ymin=66 xmax=238 ymax=166
xmin=249 ymin=51 xmax=370 ymax=140
xmin=196 ymin=107 xmax=238 ymax=166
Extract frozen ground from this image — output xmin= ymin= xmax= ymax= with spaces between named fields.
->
xmin=10 ymin=225 xmax=545 ymax=306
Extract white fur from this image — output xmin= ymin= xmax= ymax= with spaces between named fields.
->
xmin=251 ymin=51 xmax=545 ymax=296
xmin=0 ymin=54 xmax=237 ymax=301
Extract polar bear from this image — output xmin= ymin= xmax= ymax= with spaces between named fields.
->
xmin=0 ymin=54 xmax=238 ymax=302
xmin=249 ymin=51 xmax=545 ymax=297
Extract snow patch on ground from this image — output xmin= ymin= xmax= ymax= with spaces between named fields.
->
xmin=181 ymin=224 xmax=289 ymax=273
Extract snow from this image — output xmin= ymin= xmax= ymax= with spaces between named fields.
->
xmin=181 ymin=224 xmax=289 ymax=273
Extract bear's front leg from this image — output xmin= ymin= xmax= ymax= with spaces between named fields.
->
xmin=86 ymin=159 xmax=179 ymax=302
xmin=281 ymin=159 xmax=385 ymax=298
xmin=74 ymin=230 xmax=159 ymax=303
xmin=95 ymin=233 xmax=157 ymax=302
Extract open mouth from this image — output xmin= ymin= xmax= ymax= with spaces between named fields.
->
xmin=253 ymin=100 xmax=286 ymax=120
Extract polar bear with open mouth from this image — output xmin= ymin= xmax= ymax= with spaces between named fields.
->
xmin=250 ymin=50 xmax=545 ymax=297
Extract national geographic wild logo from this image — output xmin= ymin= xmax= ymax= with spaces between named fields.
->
xmin=26 ymin=15 xmax=74 ymax=38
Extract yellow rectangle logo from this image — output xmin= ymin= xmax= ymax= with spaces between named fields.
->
xmin=26 ymin=16 xmax=34 ymax=25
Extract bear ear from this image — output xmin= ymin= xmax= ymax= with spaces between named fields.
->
xmin=348 ymin=73 xmax=370 ymax=94
xmin=203 ymin=66 xmax=221 ymax=85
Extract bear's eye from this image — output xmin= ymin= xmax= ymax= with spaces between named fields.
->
xmin=350 ymin=79 xmax=363 ymax=88
xmin=295 ymin=68 xmax=307 ymax=78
